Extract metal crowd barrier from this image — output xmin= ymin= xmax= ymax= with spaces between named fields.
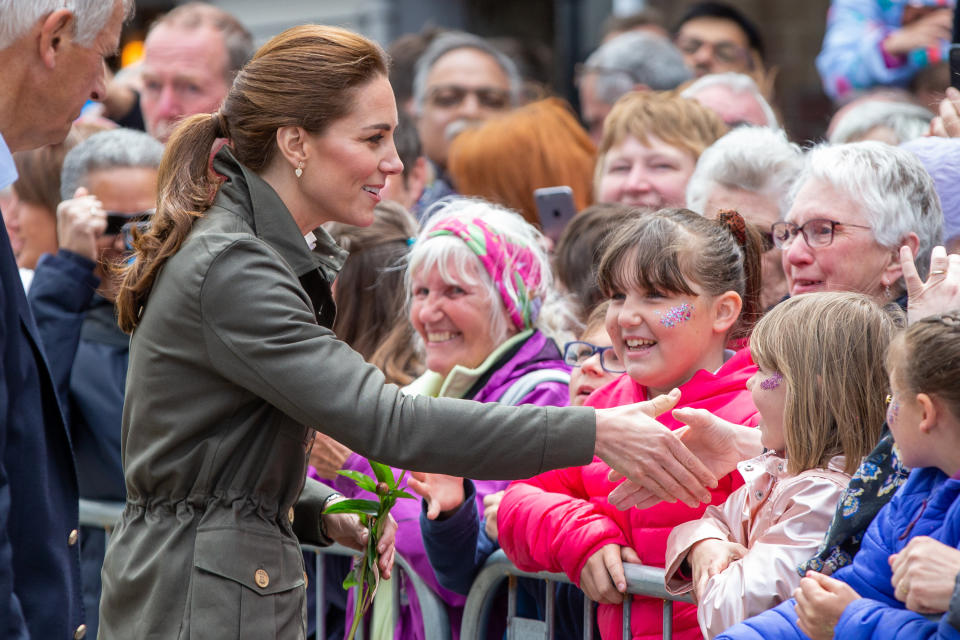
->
xmin=79 ymin=500 xmax=692 ymax=640
xmin=459 ymin=549 xmax=694 ymax=640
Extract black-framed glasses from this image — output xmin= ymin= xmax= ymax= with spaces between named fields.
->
xmin=104 ymin=209 xmax=154 ymax=236
xmin=425 ymin=85 xmax=511 ymax=110
xmin=563 ymin=341 xmax=625 ymax=374
xmin=770 ymin=218 xmax=873 ymax=249
xmin=674 ymin=36 xmax=752 ymax=66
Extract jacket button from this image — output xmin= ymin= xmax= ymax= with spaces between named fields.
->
xmin=755 ymin=490 xmax=764 ymax=499
xmin=304 ymin=571 xmax=308 ymax=588
xmin=288 ymin=507 xmax=295 ymax=524
xmin=74 ymin=624 xmax=87 ymax=639
xmin=743 ymin=464 xmax=753 ymax=471
xmin=68 ymin=529 xmax=79 ymax=546
xmin=255 ymin=569 xmax=270 ymax=589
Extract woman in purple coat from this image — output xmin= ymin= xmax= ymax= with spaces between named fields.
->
xmin=325 ymin=197 xmax=574 ymax=638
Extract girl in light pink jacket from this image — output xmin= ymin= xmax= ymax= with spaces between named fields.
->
xmin=664 ymin=292 xmax=897 ymax=639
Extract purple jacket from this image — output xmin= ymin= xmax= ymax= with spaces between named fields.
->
xmin=323 ymin=329 xmax=570 ymax=639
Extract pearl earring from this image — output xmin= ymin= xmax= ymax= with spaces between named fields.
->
xmin=295 ymin=161 xmax=304 ymax=179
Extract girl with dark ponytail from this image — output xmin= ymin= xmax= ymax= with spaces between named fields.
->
xmin=497 ymin=207 xmax=766 ymax=640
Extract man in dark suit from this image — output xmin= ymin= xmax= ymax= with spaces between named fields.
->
xmin=0 ymin=2 xmax=131 ymax=637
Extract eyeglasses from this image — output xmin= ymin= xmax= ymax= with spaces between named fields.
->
xmin=104 ymin=209 xmax=154 ymax=236
xmin=425 ymin=85 xmax=511 ymax=110
xmin=563 ymin=341 xmax=625 ymax=374
xmin=675 ymin=36 xmax=752 ymax=66
xmin=770 ymin=218 xmax=873 ymax=249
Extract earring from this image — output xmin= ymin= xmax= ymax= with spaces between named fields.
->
xmin=884 ymin=283 xmax=891 ymax=299
xmin=295 ymin=161 xmax=304 ymax=179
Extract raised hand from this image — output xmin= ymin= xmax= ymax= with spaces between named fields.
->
xmin=406 ymin=472 xmax=466 ymax=520
xmin=56 ymin=187 xmax=106 ymax=260
xmin=901 ymin=245 xmax=960 ymax=325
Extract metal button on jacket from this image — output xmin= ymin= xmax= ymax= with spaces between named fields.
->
xmin=255 ymin=569 xmax=270 ymax=589
xmin=74 ymin=624 xmax=87 ymax=639
xmin=288 ymin=507 xmax=295 ymax=524
xmin=68 ymin=529 xmax=79 ymax=546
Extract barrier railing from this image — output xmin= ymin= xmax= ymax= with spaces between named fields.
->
xmin=79 ymin=500 xmax=692 ymax=640
xmin=459 ymin=549 xmax=694 ymax=640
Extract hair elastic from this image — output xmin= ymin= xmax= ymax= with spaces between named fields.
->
xmin=718 ymin=209 xmax=747 ymax=247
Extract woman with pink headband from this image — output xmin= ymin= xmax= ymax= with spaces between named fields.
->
xmin=328 ymin=197 xmax=576 ymax=637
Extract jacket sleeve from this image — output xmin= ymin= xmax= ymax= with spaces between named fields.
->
xmin=815 ymin=0 xmax=915 ymax=100
xmin=497 ymin=464 xmax=628 ymax=584
xmin=420 ymin=479 xmax=485 ymax=596
xmin=25 ymin=251 xmax=98 ymax=415
xmin=696 ymin=474 xmax=848 ymax=639
xmin=197 ymin=239 xmax=596 ymax=480
xmin=713 ymin=598 xmax=809 ymax=640
xmin=836 ymin=597 xmax=960 ymax=640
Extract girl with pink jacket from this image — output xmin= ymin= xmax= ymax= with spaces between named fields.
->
xmin=664 ymin=292 xmax=895 ymax=638
xmin=498 ymin=208 xmax=764 ymax=639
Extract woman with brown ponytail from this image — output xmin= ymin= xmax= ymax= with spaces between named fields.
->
xmin=98 ymin=25 xmax=725 ymax=639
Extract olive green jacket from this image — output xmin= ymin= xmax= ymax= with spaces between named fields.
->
xmin=97 ymin=147 xmax=595 ymax=639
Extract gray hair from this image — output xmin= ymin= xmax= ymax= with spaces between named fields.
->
xmin=147 ymin=2 xmax=254 ymax=84
xmin=411 ymin=32 xmax=522 ymax=115
xmin=686 ymin=126 xmax=802 ymax=219
xmin=583 ymin=31 xmax=692 ymax=104
xmin=60 ymin=128 xmax=164 ymax=200
xmin=828 ymin=100 xmax=934 ymax=145
xmin=789 ymin=142 xmax=943 ymax=281
xmin=408 ymin=197 xmax=573 ymax=344
xmin=0 ymin=0 xmax=134 ymax=50
xmin=681 ymin=72 xmax=779 ymax=129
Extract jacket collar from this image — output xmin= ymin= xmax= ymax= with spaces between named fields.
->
xmin=211 ymin=145 xmax=347 ymax=281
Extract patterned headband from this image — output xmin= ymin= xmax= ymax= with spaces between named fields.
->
xmin=427 ymin=217 xmax=542 ymax=330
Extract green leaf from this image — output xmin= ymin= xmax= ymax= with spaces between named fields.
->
xmin=369 ymin=460 xmax=396 ymax=489
xmin=342 ymin=568 xmax=360 ymax=589
xmin=392 ymin=490 xmax=417 ymax=500
xmin=323 ymin=498 xmax=381 ymax=516
xmin=335 ymin=469 xmax=378 ymax=492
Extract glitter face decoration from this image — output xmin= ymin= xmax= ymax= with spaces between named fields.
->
xmin=658 ymin=303 xmax=694 ymax=328
xmin=886 ymin=394 xmax=900 ymax=426
xmin=760 ymin=372 xmax=783 ymax=391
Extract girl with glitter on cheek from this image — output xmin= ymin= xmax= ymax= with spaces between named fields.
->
xmin=497 ymin=207 xmax=769 ymax=640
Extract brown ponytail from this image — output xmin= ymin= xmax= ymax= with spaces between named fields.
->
xmin=116 ymin=113 xmax=222 ymax=332
xmin=717 ymin=209 xmax=763 ymax=337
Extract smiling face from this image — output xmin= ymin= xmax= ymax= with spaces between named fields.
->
xmin=597 ymin=134 xmax=697 ymax=209
xmin=409 ymin=258 xmax=516 ymax=378
xmin=604 ymin=285 xmax=729 ymax=397
xmin=568 ymin=327 xmax=621 ymax=406
xmin=299 ymin=75 xmax=404 ymax=228
xmin=782 ymin=178 xmax=896 ymax=299
xmin=747 ymin=368 xmax=788 ymax=453
xmin=140 ymin=23 xmax=232 ymax=142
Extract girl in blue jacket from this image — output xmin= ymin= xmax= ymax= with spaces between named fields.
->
xmin=716 ymin=311 xmax=960 ymax=640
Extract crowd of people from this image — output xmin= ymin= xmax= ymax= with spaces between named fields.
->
xmin=4 ymin=0 xmax=960 ymax=639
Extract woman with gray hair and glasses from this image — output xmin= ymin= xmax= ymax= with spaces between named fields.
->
xmin=774 ymin=140 xmax=942 ymax=305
